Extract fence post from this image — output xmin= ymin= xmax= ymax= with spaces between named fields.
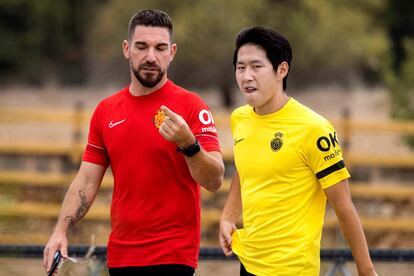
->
xmin=341 ymin=107 xmax=351 ymax=158
xmin=70 ymin=101 xmax=84 ymax=167
xmin=325 ymin=259 xmax=352 ymax=276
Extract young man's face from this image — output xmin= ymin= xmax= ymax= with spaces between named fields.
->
xmin=123 ymin=26 xmax=176 ymax=88
xmin=235 ymin=44 xmax=281 ymax=114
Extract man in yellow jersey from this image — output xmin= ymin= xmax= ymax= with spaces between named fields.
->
xmin=219 ymin=26 xmax=377 ymax=276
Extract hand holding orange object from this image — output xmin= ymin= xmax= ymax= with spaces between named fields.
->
xmin=158 ymin=105 xmax=196 ymax=149
xmin=154 ymin=109 xmax=166 ymax=128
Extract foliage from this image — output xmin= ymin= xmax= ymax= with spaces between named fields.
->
xmin=0 ymin=0 xmax=411 ymax=108
xmin=257 ymin=0 xmax=389 ymax=86
xmin=0 ymin=0 xmax=103 ymax=85
xmin=381 ymin=0 xmax=414 ymax=147
xmin=86 ymin=0 xmax=391 ymax=106
xmin=382 ymin=38 xmax=414 ymax=147
xmin=385 ymin=39 xmax=414 ymax=120
xmin=87 ymin=0 xmax=262 ymax=105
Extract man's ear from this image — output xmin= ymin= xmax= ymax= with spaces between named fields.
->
xmin=122 ymin=40 xmax=130 ymax=60
xmin=277 ymin=61 xmax=289 ymax=80
xmin=169 ymin=43 xmax=177 ymax=62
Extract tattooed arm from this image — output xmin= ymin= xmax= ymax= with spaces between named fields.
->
xmin=64 ymin=189 xmax=92 ymax=229
xmin=43 ymin=161 xmax=106 ymax=273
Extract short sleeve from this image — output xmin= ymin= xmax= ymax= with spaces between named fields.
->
xmin=82 ymin=103 xmax=110 ymax=167
xmin=186 ymin=94 xmax=221 ymax=153
xmin=305 ymin=119 xmax=350 ymax=189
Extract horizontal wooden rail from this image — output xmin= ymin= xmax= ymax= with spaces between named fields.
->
xmin=0 ymin=202 xmax=109 ymax=221
xmin=0 ymin=170 xmax=113 ymax=189
xmin=0 ymin=234 xmax=51 ymax=245
xmin=333 ymin=119 xmax=414 ymax=134
xmin=1 ymin=170 xmax=413 ymax=201
xmin=0 ymin=108 xmax=90 ymax=123
xmin=0 ymin=233 xmax=106 ymax=246
xmin=0 ymin=143 xmax=84 ymax=164
xmin=1 ymin=142 xmax=414 ymax=169
xmin=2 ymin=107 xmax=414 ymax=134
xmin=0 ymin=143 xmax=77 ymax=156
xmin=0 ymin=170 xmax=412 ymax=200
xmin=350 ymin=183 xmax=414 ymax=200
xmin=0 ymin=202 xmax=226 ymax=231
xmin=346 ymin=153 xmax=414 ymax=168
xmin=2 ymin=107 xmax=414 ymax=169
xmin=1 ymin=202 xmax=413 ymax=233
xmin=324 ymin=216 xmax=414 ymax=232
xmin=201 ymin=208 xmax=414 ymax=233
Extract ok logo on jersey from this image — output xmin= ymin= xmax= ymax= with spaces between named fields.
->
xmin=316 ymin=132 xmax=339 ymax=152
xmin=198 ymin=109 xmax=215 ymax=125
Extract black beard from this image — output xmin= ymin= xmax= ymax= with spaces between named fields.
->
xmin=132 ymin=62 xmax=165 ymax=88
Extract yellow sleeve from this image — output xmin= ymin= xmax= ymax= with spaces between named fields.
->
xmin=305 ymin=119 xmax=350 ymax=189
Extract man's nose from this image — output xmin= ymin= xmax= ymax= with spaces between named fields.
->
xmin=242 ymin=68 xmax=254 ymax=82
xmin=145 ymin=48 xmax=157 ymax=63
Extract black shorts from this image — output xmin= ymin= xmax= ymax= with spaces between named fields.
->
xmin=240 ymin=262 xmax=256 ymax=276
xmin=108 ymin=264 xmax=195 ymax=276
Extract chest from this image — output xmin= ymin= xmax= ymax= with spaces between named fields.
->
xmin=233 ymin=120 xmax=307 ymax=179
xmin=100 ymin=101 xmax=175 ymax=157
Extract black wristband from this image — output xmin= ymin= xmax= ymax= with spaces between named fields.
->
xmin=177 ymin=139 xmax=201 ymax=157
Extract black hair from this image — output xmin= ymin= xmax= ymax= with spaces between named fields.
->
xmin=127 ymin=9 xmax=173 ymax=41
xmin=233 ymin=26 xmax=292 ymax=90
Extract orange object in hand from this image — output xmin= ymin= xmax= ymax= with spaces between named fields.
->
xmin=154 ymin=109 xmax=166 ymax=128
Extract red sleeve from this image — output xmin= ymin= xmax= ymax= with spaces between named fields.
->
xmin=186 ymin=94 xmax=221 ymax=153
xmin=82 ymin=103 xmax=110 ymax=167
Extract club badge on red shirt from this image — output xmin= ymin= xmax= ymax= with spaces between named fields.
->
xmin=154 ymin=109 xmax=166 ymax=128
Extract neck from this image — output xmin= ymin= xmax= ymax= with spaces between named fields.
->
xmin=255 ymin=90 xmax=289 ymax=115
xmin=129 ymin=75 xmax=168 ymax=96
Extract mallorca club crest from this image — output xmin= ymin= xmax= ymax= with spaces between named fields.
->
xmin=271 ymin=132 xmax=283 ymax=152
xmin=154 ymin=109 xmax=166 ymax=128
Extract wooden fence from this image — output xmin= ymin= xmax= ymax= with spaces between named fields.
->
xmin=0 ymin=105 xmax=414 ymax=245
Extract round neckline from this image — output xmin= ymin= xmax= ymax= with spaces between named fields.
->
xmin=124 ymin=79 xmax=173 ymax=102
xmin=249 ymin=97 xmax=294 ymax=120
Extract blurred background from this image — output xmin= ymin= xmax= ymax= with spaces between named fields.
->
xmin=1 ymin=0 xmax=414 ymax=275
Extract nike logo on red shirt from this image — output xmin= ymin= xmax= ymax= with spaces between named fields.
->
xmin=109 ymin=119 xmax=126 ymax=128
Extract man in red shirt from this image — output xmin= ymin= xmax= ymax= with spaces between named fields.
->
xmin=43 ymin=9 xmax=224 ymax=276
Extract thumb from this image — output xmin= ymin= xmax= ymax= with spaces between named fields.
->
xmin=60 ymin=243 xmax=68 ymax=259
xmin=225 ymin=225 xmax=236 ymax=243
xmin=225 ymin=233 xmax=232 ymax=244
xmin=231 ymin=223 xmax=237 ymax=233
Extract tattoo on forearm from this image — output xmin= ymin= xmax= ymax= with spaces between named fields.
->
xmin=64 ymin=190 xmax=90 ymax=229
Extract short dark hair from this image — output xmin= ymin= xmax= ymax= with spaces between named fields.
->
xmin=233 ymin=26 xmax=292 ymax=90
xmin=127 ymin=9 xmax=173 ymax=41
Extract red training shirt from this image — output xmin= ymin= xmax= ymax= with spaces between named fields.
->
xmin=82 ymin=80 xmax=221 ymax=268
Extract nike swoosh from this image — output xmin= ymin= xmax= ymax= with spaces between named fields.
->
xmin=234 ymin=138 xmax=245 ymax=145
xmin=109 ymin=119 xmax=126 ymax=128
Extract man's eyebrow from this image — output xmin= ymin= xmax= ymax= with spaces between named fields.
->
xmin=237 ymin=59 xmax=263 ymax=65
xmin=156 ymin=42 xmax=169 ymax=47
xmin=134 ymin=41 xmax=169 ymax=47
xmin=250 ymin=59 xmax=264 ymax=64
xmin=135 ymin=41 xmax=148 ymax=46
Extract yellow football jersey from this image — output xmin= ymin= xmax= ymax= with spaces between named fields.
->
xmin=231 ymin=98 xmax=350 ymax=276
